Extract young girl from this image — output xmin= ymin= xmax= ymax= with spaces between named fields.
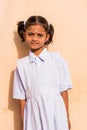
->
xmin=13 ymin=15 xmax=72 ymax=130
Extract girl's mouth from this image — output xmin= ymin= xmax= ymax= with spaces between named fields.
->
xmin=31 ymin=42 xmax=39 ymax=45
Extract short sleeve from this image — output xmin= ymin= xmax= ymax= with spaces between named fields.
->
xmin=13 ymin=68 xmax=26 ymax=99
xmin=60 ymin=58 xmax=73 ymax=92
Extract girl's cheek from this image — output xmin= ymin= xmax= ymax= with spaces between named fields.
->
xmin=26 ymin=37 xmax=31 ymax=41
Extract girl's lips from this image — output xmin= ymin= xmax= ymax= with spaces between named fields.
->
xmin=31 ymin=42 xmax=39 ymax=45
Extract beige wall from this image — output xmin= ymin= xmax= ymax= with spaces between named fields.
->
xmin=0 ymin=0 xmax=87 ymax=130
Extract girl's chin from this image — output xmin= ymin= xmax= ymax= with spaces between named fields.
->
xmin=30 ymin=47 xmax=39 ymax=50
xmin=30 ymin=46 xmax=44 ymax=51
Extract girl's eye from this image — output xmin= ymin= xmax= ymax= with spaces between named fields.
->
xmin=27 ymin=33 xmax=34 ymax=36
xmin=26 ymin=33 xmax=43 ymax=37
xmin=38 ymin=34 xmax=43 ymax=37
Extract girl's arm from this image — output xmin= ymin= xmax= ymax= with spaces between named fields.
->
xmin=61 ymin=90 xmax=71 ymax=129
xmin=20 ymin=99 xmax=26 ymax=130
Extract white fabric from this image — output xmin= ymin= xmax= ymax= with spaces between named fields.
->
xmin=13 ymin=48 xmax=72 ymax=130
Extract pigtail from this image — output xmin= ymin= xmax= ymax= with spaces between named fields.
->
xmin=17 ymin=21 xmax=25 ymax=42
xmin=45 ymin=24 xmax=54 ymax=45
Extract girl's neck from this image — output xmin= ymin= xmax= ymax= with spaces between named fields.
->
xmin=31 ymin=46 xmax=45 ymax=56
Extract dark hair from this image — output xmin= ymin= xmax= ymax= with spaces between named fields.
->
xmin=17 ymin=16 xmax=54 ymax=45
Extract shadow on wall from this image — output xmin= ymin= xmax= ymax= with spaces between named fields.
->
xmin=8 ymin=70 xmax=21 ymax=130
xmin=13 ymin=31 xmax=29 ymax=58
xmin=8 ymin=31 xmax=29 ymax=130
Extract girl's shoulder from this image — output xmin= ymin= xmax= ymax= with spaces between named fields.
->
xmin=17 ymin=55 xmax=29 ymax=62
xmin=49 ymin=51 xmax=64 ymax=61
xmin=49 ymin=51 xmax=67 ymax=65
xmin=16 ymin=56 xmax=29 ymax=67
xmin=49 ymin=51 xmax=61 ymax=58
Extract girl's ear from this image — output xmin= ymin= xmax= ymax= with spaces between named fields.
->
xmin=46 ymin=34 xmax=50 ymax=42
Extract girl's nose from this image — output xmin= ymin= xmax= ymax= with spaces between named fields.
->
xmin=32 ymin=35 xmax=38 ymax=41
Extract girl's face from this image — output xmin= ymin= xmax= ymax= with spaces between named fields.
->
xmin=24 ymin=24 xmax=49 ymax=53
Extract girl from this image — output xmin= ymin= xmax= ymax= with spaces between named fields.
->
xmin=13 ymin=15 xmax=72 ymax=130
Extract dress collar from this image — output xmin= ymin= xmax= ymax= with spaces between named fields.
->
xmin=29 ymin=48 xmax=49 ymax=64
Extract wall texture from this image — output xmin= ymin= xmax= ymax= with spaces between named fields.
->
xmin=0 ymin=0 xmax=87 ymax=130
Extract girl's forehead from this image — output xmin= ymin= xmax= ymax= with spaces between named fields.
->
xmin=26 ymin=24 xmax=46 ymax=32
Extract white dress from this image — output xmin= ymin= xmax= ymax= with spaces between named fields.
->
xmin=13 ymin=48 xmax=72 ymax=130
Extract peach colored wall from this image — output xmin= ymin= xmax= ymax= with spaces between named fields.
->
xmin=0 ymin=0 xmax=87 ymax=130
